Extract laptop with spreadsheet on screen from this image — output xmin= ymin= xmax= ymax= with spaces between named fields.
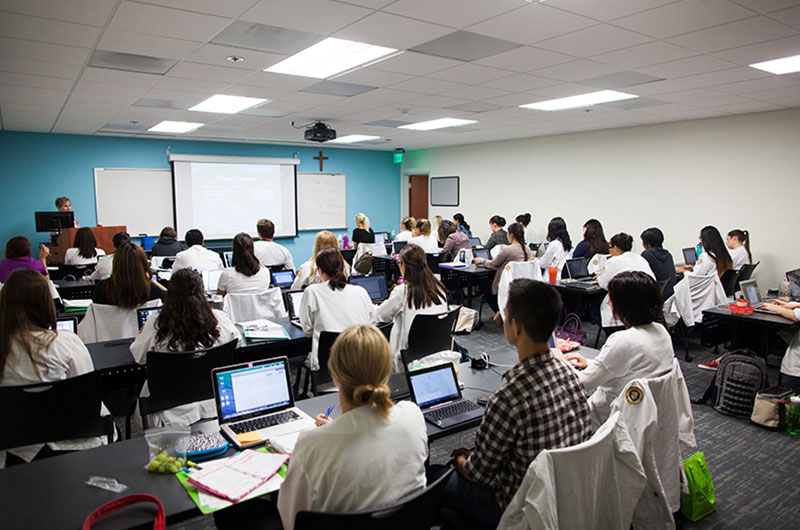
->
xmin=349 ymin=274 xmax=389 ymax=303
xmin=407 ymin=363 xmax=483 ymax=429
xmin=202 ymin=269 xmax=224 ymax=294
xmin=212 ymin=357 xmax=315 ymax=449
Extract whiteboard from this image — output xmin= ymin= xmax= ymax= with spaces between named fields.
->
xmin=430 ymin=176 xmax=460 ymax=206
xmin=297 ymin=173 xmax=347 ymax=230
xmin=94 ymin=168 xmax=174 ymax=236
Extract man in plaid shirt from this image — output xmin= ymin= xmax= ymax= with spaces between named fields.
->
xmin=443 ymin=279 xmax=592 ymax=528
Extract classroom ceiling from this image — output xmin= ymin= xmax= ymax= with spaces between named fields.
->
xmin=1 ymin=0 xmax=799 ymax=150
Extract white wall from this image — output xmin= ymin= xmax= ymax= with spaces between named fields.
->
xmin=403 ymin=109 xmax=800 ymax=287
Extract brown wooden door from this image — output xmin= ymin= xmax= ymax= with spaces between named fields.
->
xmin=409 ymin=174 xmax=428 ymax=220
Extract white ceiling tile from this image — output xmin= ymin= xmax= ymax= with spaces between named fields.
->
xmin=480 ymin=74 xmax=560 ymax=92
xmin=82 ymin=67 xmax=163 ymax=87
xmin=614 ymin=0 xmax=755 ymax=38
xmin=404 ymin=94 xmax=469 ymax=108
xmin=0 ymin=13 xmax=102 ymax=48
xmin=222 ymin=85 xmax=289 ymax=99
xmin=384 ymin=0 xmax=527 ymax=29
xmin=745 ymin=85 xmax=800 ymax=100
xmin=333 ymin=68 xmax=413 ymax=87
xmin=0 ymin=84 xmax=69 ymax=101
xmin=73 ymin=79 xmax=151 ymax=98
xmin=52 ymin=122 xmax=104 ymax=134
xmin=189 ymin=44 xmax=282 ymax=71
xmin=275 ymin=91 xmax=343 ymax=105
xmin=438 ymin=85 xmax=511 ymax=100
xmin=0 ymin=0 xmax=116 ymax=26
xmin=97 ymin=29 xmax=201 ymax=61
xmin=109 ymin=1 xmax=231 ymax=42
xmin=711 ymin=100 xmax=788 ymax=113
xmin=69 ymin=90 xmax=140 ymax=105
xmin=669 ymin=16 xmax=797 ymax=53
xmin=678 ymin=93 xmax=755 ymax=107
xmin=2 ymin=108 xmax=58 ymax=131
xmin=730 ymin=0 xmax=800 ymax=14
xmin=370 ymin=51 xmax=462 ymax=76
xmin=155 ymin=76 xmax=231 ymax=93
xmin=768 ymin=94 xmax=800 ymax=106
xmin=334 ymin=12 xmax=453 ymax=49
xmin=532 ymin=60 xmax=622 ymax=82
xmin=467 ymin=4 xmax=597 ymax=45
xmin=0 ymin=57 xmax=81 ymax=79
xmin=169 ymin=62 xmax=252 ymax=83
xmin=339 ymin=87 xmax=420 ymax=103
xmin=238 ymin=72 xmax=318 ymax=91
xmin=536 ymin=24 xmax=652 ymax=57
xmin=133 ymin=0 xmax=261 ymax=18
xmin=658 ymin=87 xmax=729 ymax=102
xmin=640 ymin=55 xmax=737 ymax=78
xmin=0 ymin=94 xmax=65 ymax=111
xmin=711 ymin=34 xmax=800 ymax=64
xmin=715 ymin=76 xmax=800 ymax=94
xmin=388 ymin=77 xmax=466 ymax=94
xmin=667 ymin=66 xmax=767 ymax=87
xmin=0 ymin=71 xmax=74 ymax=90
xmin=0 ymin=38 xmax=90 ymax=66
xmin=427 ymin=63 xmax=512 ymax=84
xmin=524 ymin=82 xmax=605 ymax=99
xmin=474 ymin=46 xmax=573 ymax=72
xmin=768 ymin=5 xmax=800 ymax=30
xmin=243 ymin=0 xmax=371 ymax=35
xmin=591 ymin=41 xmax=698 ymax=68
xmin=485 ymin=92 xmax=552 ymax=106
xmin=206 ymin=113 xmax=268 ymax=127
xmin=552 ymin=0 xmax=678 ymax=21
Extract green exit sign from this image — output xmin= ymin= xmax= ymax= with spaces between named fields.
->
xmin=393 ymin=149 xmax=405 ymax=164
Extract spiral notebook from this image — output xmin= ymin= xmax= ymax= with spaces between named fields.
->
xmin=186 ymin=449 xmax=288 ymax=503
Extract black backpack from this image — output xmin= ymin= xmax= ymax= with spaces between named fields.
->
xmin=697 ymin=349 xmax=769 ymax=418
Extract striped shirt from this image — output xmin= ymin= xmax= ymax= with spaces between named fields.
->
xmin=464 ymin=350 xmax=592 ymax=508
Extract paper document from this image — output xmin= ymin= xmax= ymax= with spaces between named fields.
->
xmin=187 ymin=449 xmax=288 ymax=503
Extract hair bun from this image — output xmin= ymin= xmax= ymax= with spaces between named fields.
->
xmin=353 ymin=383 xmax=390 ymax=405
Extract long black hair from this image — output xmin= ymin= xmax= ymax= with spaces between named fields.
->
xmin=583 ymin=219 xmax=609 ymax=256
xmin=507 ymin=222 xmax=529 ymax=260
xmin=154 ymin=268 xmax=221 ymax=352
xmin=700 ymin=226 xmax=733 ymax=276
xmin=546 ymin=217 xmax=572 ymax=252
xmin=453 ymin=213 xmax=470 ymax=231
xmin=73 ymin=227 xmax=98 ymax=259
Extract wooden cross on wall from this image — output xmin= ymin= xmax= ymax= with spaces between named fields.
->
xmin=313 ymin=151 xmax=328 ymax=172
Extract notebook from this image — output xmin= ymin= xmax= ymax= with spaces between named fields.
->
xmin=682 ymin=247 xmax=698 ymax=266
xmin=212 ymin=357 xmax=315 ymax=449
xmin=53 ymin=316 xmax=78 ymax=333
xmin=271 ymin=269 xmax=295 ymax=288
xmin=202 ymin=269 xmax=224 ymax=294
xmin=136 ymin=306 xmax=162 ymax=330
xmin=285 ymin=290 xmax=305 ymax=329
xmin=407 ymin=363 xmax=483 ymax=429
xmin=223 ymin=251 xmax=233 ymax=268
xmin=349 ymin=274 xmax=389 ymax=304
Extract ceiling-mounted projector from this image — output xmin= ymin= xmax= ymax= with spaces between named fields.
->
xmin=304 ymin=121 xmax=337 ymax=142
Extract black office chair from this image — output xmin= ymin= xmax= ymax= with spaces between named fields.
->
xmin=720 ymin=268 xmax=740 ymax=298
xmin=55 ymin=264 xmax=96 ymax=281
xmin=0 ymin=371 xmax=114 ymax=450
xmin=295 ymin=466 xmax=454 ymax=530
xmin=737 ymin=261 xmax=759 ymax=282
xmin=139 ymin=339 xmax=238 ymax=428
xmin=400 ymin=308 xmax=460 ymax=369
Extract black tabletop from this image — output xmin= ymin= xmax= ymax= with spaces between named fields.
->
xmin=702 ymin=305 xmax=795 ymax=327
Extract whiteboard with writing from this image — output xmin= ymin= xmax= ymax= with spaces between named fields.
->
xmin=297 ymin=173 xmax=347 ymax=230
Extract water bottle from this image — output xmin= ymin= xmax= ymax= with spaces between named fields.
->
xmin=342 ymin=235 xmax=349 ymax=249
xmin=391 ymin=229 xmax=396 ymax=240
xmin=464 ymin=247 xmax=473 ymax=265
xmin=786 ymin=396 xmax=800 ymax=435
xmin=695 ymin=243 xmax=703 ymax=258
xmin=337 ymin=234 xmax=342 ymax=249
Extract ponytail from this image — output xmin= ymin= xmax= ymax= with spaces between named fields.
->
xmin=353 ymin=383 xmax=392 ymax=418
xmin=316 ymin=248 xmax=347 ymax=290
xmin=728 ymin=229 xmax=751 ymax=263
xmin=507 ymin=222 xmax=529 ymax=260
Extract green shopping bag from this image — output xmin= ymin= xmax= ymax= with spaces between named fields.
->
xmin=681 ymin=451 xmax=715 ymax=521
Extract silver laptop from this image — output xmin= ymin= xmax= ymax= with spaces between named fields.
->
xmin=285 ymin=289 xmax=305 ymax=329
xmin=740 ymin=279 xmax=771 ymax=312
xmin=212 ymin=357 xmax=315 ymax=449
xmin=202 ymin=269 xmax=224 ymax=294
xmin=407 ymin=363 xmax=483 ymax=429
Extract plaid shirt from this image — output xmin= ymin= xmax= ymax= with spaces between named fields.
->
xmin=464 ymin=350 xmax=592 ymax=508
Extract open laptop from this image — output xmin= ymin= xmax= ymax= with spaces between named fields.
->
xmin=407 ymin=363 xmax=483 ymax=429
xmin=285 ymin=289 xmax=305 ymax=329
xmin=212 ymin=357 xmax=316 ymax=449
xmin=202 ymin=269 xmax=224 ymax=294
xmin=137 ymin=306 xmax=162 ymax=330
xmin=740 ymin=279 xmax=772 ymax=312
xmin=53 ymin=316 xmax=78 ymax=333
xmin=271 ymin=269 xmax=295 ymax=289
xmin=349 ymin=274 xmax=389 ymax=304
xmin=787 ymin=269 xmax=800 ymax=301
xmin=373 ymin=232 xmax=388 ymax=245
xmin=393 ymin=240 xmax=408 ymax=254
xmin=566 ymin=257 xmax=598 ymax=285
xmin=223 ymin=251 xmax=233 ymax=268
xmin=469 ymin=237 xmax=482 ymax=247
xmin=682 ymin=248 xmax=698 ymax=266
xmin=472 ymin=247 xmax=490 ymax=266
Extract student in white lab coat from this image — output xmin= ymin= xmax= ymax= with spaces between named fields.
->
xmin=299 ymin=248 xmax=375 ymax=371
xmin=409 ymin=218 xmax=440 ymax=253
xmin=762 ymin=300 xmax=800 ymax=392
xmin=291 ymin=231 xmax=350 ymax=290
xmin=277 ymin=324 xmax=428 ymax=530
xmin=539 ymin=216 xmax=572 ymax=280
xmin=253 ymin=219 xmax=295 ymax=271
xmin=64 ymin=227 xmax=106 ymax=266
xmin=726 ymin=229 xmax=752 ymax=270
xmin=172 ymin=229 xmax=223 ymax=272
xmin=376 ymin=244 xmax=448 ymax=367
xmin=90 ymin=231 xmax=130 ymax=281
xmin=216 ymin=233 xmax=271 ymax=296
xmin=676 ymin=225 xmax=733 ymax=278
xmin=394 ymin=216 xmax=415 ymax=242
xmin=131 ymin=268 xmax=240 ymax=427
xmin=565 ymin=271 xmax=674 ymax=425
xmin=597 ymin=233 xmax=655 ymax=290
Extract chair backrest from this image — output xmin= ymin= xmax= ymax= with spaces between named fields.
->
xmin=490 ymin=244 xmax=507 ymax=259
xmin=737 ymin=261 xmax=759 ymax=282
xmin=295 ymin=467 xmax=454 ymax=530
xmin=377 ymin=321 xmax=393 ymax=342
xmin=139 ymin=339 xmax=238 ymax=421
xmin=223 ymin=289 xmax=287 ymax=323
xmin=314 ymin=331 xmax=340 ymax=388
xmin=0 ymin=371 xmax=114 ymax=449
xmin=719 ymin=268 xmax=740 ymax=297
xmin=425 ymin=252 xmax=445 ymax=274
xmin=497 ymin=261 xmax=543 ymax=316
xmin=53 ymin=264 xmax=96 ymax=281
xmin=401 ymin=308 xmax=460 ymax=368
xmin=77 ymin=303 xmax=141 ymax=343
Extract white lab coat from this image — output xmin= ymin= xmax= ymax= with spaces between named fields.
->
xmin=89 ymin=253 xmax=114 ymax=280
xmin=409 ymin=235 xmax=440 ymax=253
xmin=291 ymin=259 xmax=350 ymax=290
xmin=664 ymin=273 xmax=726 ymax=326
xmin=222 ymin=289 xmax=287 ymax=323
xmin=779 ymin=309 xmax=800 ymax=376
xmin=64 ymin=247 xmax=106 ymax=266
xmin=277 ymin=402 xmax=428 ymax=530
xmin=172 ymin=245 xmax=223 ymax=272
xmin=299 ymin=282 xmax=375 ymax=370
xmin=217 ymin=267 xmax=271 ymax=294
xmin=77 ymin=300 xmax=161 ymax=343
xmin=597 ymin=252 xmax=655 ymax=327
xmin=539 ymin=240 xmax=570 ymax=281
xmin=394 ymin=230 xmax=413 ymax=242
xmin=729 ymin=246 xmax=750 ymax=270
xmin=497 ymin=261 xmax=544 ymax=319
xmin=375 ymin=283 xmax=448 ymax=369
xmin=253 ymin=240 xmax=295 ymax=271
xmin=524 ymin=226 xmax=537 ymax=246
xmin=687 ymin=251 xmax=716 ymax=278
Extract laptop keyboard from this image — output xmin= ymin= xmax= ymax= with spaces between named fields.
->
xmin=424 ymin=400 xmax=480 ymax=423
xmin=229 ymin=410 xmax=301 ymax=434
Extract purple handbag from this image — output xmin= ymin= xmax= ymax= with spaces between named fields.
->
xmin=554 ymin=313 xmax=588 ymax=345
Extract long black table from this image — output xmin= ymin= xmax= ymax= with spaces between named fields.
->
xmin=702 ymin=305 xmax=795 ymax=357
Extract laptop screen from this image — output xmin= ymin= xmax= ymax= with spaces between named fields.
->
xmin=740 ymin=280 xmax=761 ymax=305
xmin=473 ymin=248 xmax=490 ymax=261
xmin=373 ymin=232 xmax=388 ymax=245
xmin=203 ymin=269 xmax=224 ymax=292
xmin=223 ymin=251 xmax=233 ymax=268
xmin=566 ymin=258 xmax=589 ymax=279
xmin=214 ymin=359 xmax=292 ymax=422
xmin=349 ymin=274 xmax=388 ymax=302
xmin=409 ymin=364 xmax=460 ymax=408
xmin=788 ymin=269 xmax=800 ymax=301
xmin=287 ymin=291 xmax=304 ymax=319
xmin=393 ymin=240 xmax=408 ymax=254
xmin=682 ymin=248 xmax=697 ymax=265
xmin=54 ymin=317 xmax=77 ymax=333
xmin=469 ymin=237 xmax=481 ymax=247
xmin=272 ymin=270 xmax=294 ymax=287
xmin=137 ymin=306 xmax=162 ymax=330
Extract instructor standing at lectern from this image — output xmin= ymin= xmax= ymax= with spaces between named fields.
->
xmin=55 ymin=196 xmax=79 ymax=227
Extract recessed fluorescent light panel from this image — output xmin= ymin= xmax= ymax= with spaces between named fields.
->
xmin=148 ymin=121 xmax=204 ymax=133
xmin=265 ymin=37 xmax=398 ymax=79
xmin=189 ymin=95 xmax=269 ymax=114
xmin=329 ymin=134 xmax=381 ymax=143
xmin=749 ymin=54 xmax=800 ymax=75
xmin=398 ymin=118 xmax=478 ymax=131
xmin=520 ymin=90 xmax=638 ymax=111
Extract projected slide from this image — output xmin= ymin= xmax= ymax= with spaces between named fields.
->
xmin=174 ymin=160 xmax=297 ymax=240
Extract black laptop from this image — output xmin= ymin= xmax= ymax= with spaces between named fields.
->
xmin=393 ymin=240 xmax=408 ymax=254
xmin=136 ymin=306 xmax=162 ymax=330
xmin=566 ymin=257 xmax=597 ymax=284
xmin=349 ymin=274 xmax=389 ymax=304
xmin=271 ymin=269 xmax=295 ymax=289
xmin=682 ymin=248 xmax=698 ymax=266
xmin=407 ymin=363 xmax=483 ymax=429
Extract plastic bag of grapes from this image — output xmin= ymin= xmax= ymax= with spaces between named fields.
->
xmin=144 ymin=426 xmax=190 ymax=474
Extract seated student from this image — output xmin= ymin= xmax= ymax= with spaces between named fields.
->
xmin=395 ymin=216 xmax=415 ymax=242
xmin=292 ymin=231 xmax=350 ymax=290
xmin=253 ymin=219 xmax=294 ymax=271
xmin=727 ymin=229 xmax=752 ymax=270
xmin=217 ymin=233 xmax=271 ymax=296
xmin=299 ymin=248 xmax=375 ymax=371
xmin=443 ymin=279 xmax=592 ymax=528
xmin=64 ymin=227 xmax=106 ymax=266
xmin=376 ymin=244 xmax=448 ymax=367
xmin=131 ymin=268 xmax=240 ymax=427
xmin=565 ymin=271 xmax=674 ymax=425
xmin=485 ymin=215 xmax=509 ymax=252
xmin=762 ymin=300 xmax=800 ymax=392
xmin=516 ymin=213 xmax=536 ymax=248
xmin=453 ymin=213 xmax=472 ymax=238
xmin=150 ymin=227 xmax=184 ymax=257
xmin=0 ymin=269 xmax=109 ymax=468
xmin=572 ymin=219 xmax=609 ymax=259
xmin=539 ymin=216 xmax=572 ymax=279
xmin=93 ymin=243 xmax=166 ymax=306
xmin=409 ymin=218 xmax=440 ymax=253
xmin=474 ymin=223 xmax=530 ymax=323
xmin=172 ymin=229 xmax=223 ymax=272
xmin=90 ymin=231 xmax=129 ymax=281
xmin=277 ymin=324 xmax=428 ymax=530
xmin=676 ymin=225 xmax=733 ymax=278
xmin=438 ymin=220 xmax=471 ymax=258
xmin=640 ymin=227 xmax=676 ymax=298
xmin=431 ymin=215 xmax=443 ymax=235
xmin=352 ymin=213 xmax=375 ymax=246
xmin=598 ymin=233 xmax=655 ymax=290
xmin=0 ymin=236 xmax=49 ymax=283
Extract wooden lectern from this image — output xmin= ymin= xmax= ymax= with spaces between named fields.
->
xmin=48 ymin=226 xmax=127 ymax=264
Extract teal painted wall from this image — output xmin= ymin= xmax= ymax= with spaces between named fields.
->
xmin=0 ymin=131 xmax=401 ymax=265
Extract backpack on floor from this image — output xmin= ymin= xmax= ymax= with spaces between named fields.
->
xmin=697 ymin=349 xmax=768 ymax=418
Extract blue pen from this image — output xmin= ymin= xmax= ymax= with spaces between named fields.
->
xmin=324 ymin=404 xmax=335 ymax=419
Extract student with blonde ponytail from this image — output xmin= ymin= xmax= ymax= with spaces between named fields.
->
xmin=352 ymin=213 xmax=375 ymax=245
xmin=278 ymin=324 xmax=428 ymax=530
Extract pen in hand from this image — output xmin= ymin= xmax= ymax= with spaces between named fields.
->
xmin=324 ymin=404 xmax=334 ymax=419
xmin=315 ymin=405 xmax=335 ymax=427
